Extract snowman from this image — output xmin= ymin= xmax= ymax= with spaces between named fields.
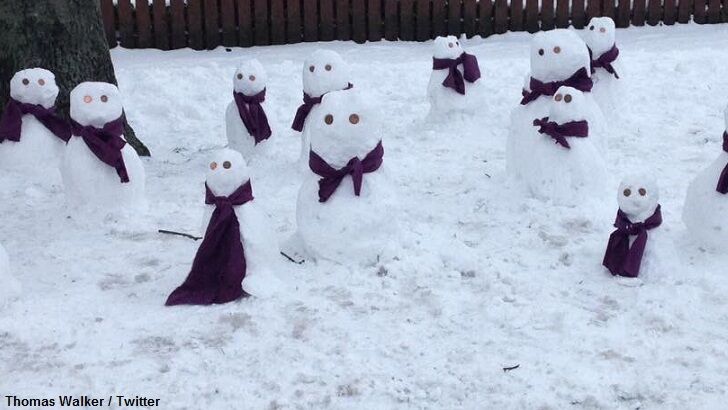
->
xmin=521 ymin=86 xmax=608 ymax=204
xmin=295 ymin=90 xmax=398 ymax=266
xmin=508 ymin=29 xmax=607 ymax=181
xmin=0 ymin=68 xmax=70 ymax=174
xmin=583 ymin=17 xmax=623 ymax=116
xmin=0 ymin=243 xmax=21 ymax=306
xmin=603 ymin=175 xmax=666 ymax=281
xmin=61 ymin=82 xmax=146 ymax=214
xmin=291 ymin=50 xmax=353 ymax=169
xmin=225 ymin=59 xmax=272 ymax=161
xmin=682 ymin=105 xmax=728 ymax=251
xmin=427 ymin=36 xmax=482 ymax=116
xmin=166 ymin=149 xmax=282 ymax=305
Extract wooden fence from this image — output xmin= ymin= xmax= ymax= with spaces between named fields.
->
xmin=100 ymin=0 xmax=728 ymax=49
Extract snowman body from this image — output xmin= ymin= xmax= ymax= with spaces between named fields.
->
xmin=427 ymin=36 xmax=483 ymax=116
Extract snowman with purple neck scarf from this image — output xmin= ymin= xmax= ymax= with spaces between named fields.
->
xmin=427 ymin=36 xmax=483 ymax=117
xmin=225 ymin=59 xmax=273 ymax=162
xmin=583 ymin=17 xmax=623 ymax=117
xmin=0 ymin=243 xmax=21 ymax=307
xmin=508 ymin=29 xmax=607 ymax=182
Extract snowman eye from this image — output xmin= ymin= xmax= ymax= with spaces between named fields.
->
xmin=554 ymin=94 xmax=563 ymax=102
xmin=249 ymin=75 xmax=256 ymax=81
xmin=600 ymin=27 xmax=606 ymax=33
xmin=623 ymin=188 xmax=632 ymax=197
xmin=590 ymin=25 xmax=594 ymax=30
xmin=324 ymin=114 xmax=334 ymax=125
xmin=309 ymin=65 xmax=315 ymax=73
xmin=456 ymin=41 xmax=460 ymax=46
xmin=349 ymin=113 xmax=360 ymax=124
xmin=223 ymin=161 xmax=232 ymax=169
xmin=100 ymin=95 xmax=108 ymax=103
xmin=638 ymin=188 xmax=646 ymax=196
xmin=448 ymin=42 xmax=454 ymax=48
xmin=38 ymin=79 xmax=46 ymax=86
xmin=22 ymin=78 xmax=29 ymax=86
xmin=564 ymin=94 xmax=572 ymax=103
xmin=538 ymin=49 xmax=544 ymax=56
xmin=325 ymin=64 xmax=332 ymax=71
xmin=237 ymin=73 xmax=243 ymax=80
xmin=210 ymin=161 xmax=218 ymax=170
xmin=83 ymin=95 xmax=93 ymax=103
xmin=553 ymin=46 xmax=561 ymax=54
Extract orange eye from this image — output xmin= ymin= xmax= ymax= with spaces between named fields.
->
xmin=223 ymin=161 xmax=231 ymax=169
xmin=623 ymin=188 xmax=631 ymax=197
xmin=22 ymin=78 xmax=29 ymax=85
xmin=538 ymin=49 xmax=544 ymax=56
xmin=309 ymin=65 xmax=315 ymax=73
xmin=38 ymin=79 xmax=46 ymax=86
xmin=324 ymin=114 xmax=334 ymax=125
xmin=100 ymin=95 xmax=108 ymax=103
xmin=564 ymin=94 xmax=572 ymax=103
xmin=210 ymin=161 xmax=218 ymax=170
xmin=349 ymin=113 xmax=359 ymax=124
xmin=638 ymin=188 xmax=646 ymax=196
xmin=249 ymin=75 xmax=256 ymax=81
xmin=553 ymin=46 xmax=561 ymax=54
xmin=237 ymin=73 xmax=243 ymax=80
xmin=83 ymin=95 xmax=93 ymax=103
xmin=554 ymin=94 xmax=563 ymax=102
xmin=325 ymin=64 xmax=332 ymax=71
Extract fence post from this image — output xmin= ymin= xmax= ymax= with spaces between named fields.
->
xmin=319 ymin=0 xmax=335 ymax=41
xmin=707 ymin=0 xmax=721 ymax=22
xmin=100 ymin=0 xmax=116 ymax=47
xmin=270 ymin=0 xmax=286 ymax=44
xmin=555 ymin=0 xmax=569 ymax=28
xmin=463 ymin=0 xmax=478 ymax=37
xmin=368 ymin=0 xmax=383 ymax=41
xmin=663 ymin=0 xmax=677 ymax=24
xmin=632 ymin=0 xmax=647 ymax=25
xmin=152 ymin=0 xmax=170 ymax=49
xmin=352 ymin=0 xmax=367 ymax=42
xmin=511 ymin=0 xmax=524 ymax=32
xmin=525 ymin=0 xmax=539 ymax=32
xmin=572 ymin=0 xmax=586 ymax=28
xmin=677 ymin=0 xmax=691 ymax=23
xmin=478 ymin=0 xmax=494 ymax=37
xmin=136 ymin=0 xmax=153 ymax=48
xmin=187 ymin=0 xmax=204 ymax=49
xmin=220 ymin=0 xmax=238 ymax=46
xmin=432 ymin=0 xmax=447 ymax=37
xmin=169 ymin=0 xmax=186 ymax=49
xmin=449 ymin=0 xmax=463 ymax=35
xmin=400 ymin=0 xmax=415 ymax=40
xmin=416 ymin=0 xmax=431 ymax=41
xmin=287 ymin=0 xmax=302 ymax=43
xmin=493 ymin=0 xmax=509 ymax=34
xmin=384 ymin=0 xmax=398 ymax=40
xmin=541 ymin=0 xmax=555 ymax=31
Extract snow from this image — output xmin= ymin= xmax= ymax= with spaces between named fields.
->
xmin=2 ymin=23 xmax=728 ymax=408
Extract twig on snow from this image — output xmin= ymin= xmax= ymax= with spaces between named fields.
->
xmin=158 ymin=229 xmax=202 ymax=241
xmin=502 ymin=364 xmax=520 ymax=372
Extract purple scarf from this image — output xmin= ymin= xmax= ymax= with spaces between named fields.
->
xmin=602 ymin=205 xmax=662 ymax=278
xmin=0 ymin=98 xmax=70 ymax=143
xmin=716 ymin=132 xmax=728 ymax=194
xmin=70 ymin=116 xmax=130 ymax=183
xmin=533 ymin=117 xmax=589 ymax=149
xmin=291 ymin=83 xmax=353 ymax=132
xmin=520 ymin=67 xmax=593 ymax=105
xmin=432 ymin=52 xmax=481 ymax=95
xmin=233 ymin=89 xmax=271 ymax=144
xmin=166 ymin=181 xmax=254 ymax=306
xmin=309 ymin=141 xmax=384 ymax=203
xmin=589 ymin=45 xmax=620 ymax=79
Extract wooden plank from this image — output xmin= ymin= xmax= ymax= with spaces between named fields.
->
xmin=337 ymin=0 xmax=351 ymax=41
xmin=586 ymin=0 xmax=601 ymax=20
xmin=432 ymin=0 xmax=447 ymax=37
xmin=220 ymin=0 xmax=237 ymax=46
xmin=616 ymin=0 xmax=631 ymax=27
xmin=352 ymin=0 xmax=367 ymax=43
xmin=448 ymin=0 xmax=462 ymax=34
xmin=572 ymin=0 xmax=586 ymax=28
xmin=286 ymin=0 xmax=301 ymax=43
xmin=555 ymin=0 xmax=569 ymax=28
xmin=632 ymin=0 xmax=646 ymax=26
xmin=303 ymin=0 xmax=318 ymax=41
xmin=152 ymin=0 xmax=170 ymax=49
xmin=400 ymin=0 xmax=415 ymax=40
xmin=170 ymin=0 xmax=186 ymax=49
xmin=707 ymin=0 xmax=721 ymax=22
xmin=368 ymin=0 xmax=383 ymax=41
xmin=677 ymin=0 xmax=691 ymax=23
xmin=100 ymin=0 xmax=116 ymax=47
xmin=202 ymin=0 xmax=220 ymax=48
xmin=416 ymin=0 xmax=431 ymax=41
xmin=463 ymin=0 xmax=477 ymax=37
xmin=478 ymin=0 xmax=493 ymax=37
xmin=510 ymin=0 xmax=523 ymax=32
xmin=384 ymin=0 xmax=398 ymax=40
xmin=647 ymin=0 xmax=662 ymax=24
xmin=270 ymin=0 xmax=285 ymax=44
xmin=187 ymin=0 xmax=205 ymax=49
xmin=693 ymin=0 xmax=706 ymax=23
xmin=118 ymin=0 xmax=135 ymax=48
xmin=493 ymin=0 xmax=508 ymax=34
xmin=319 ymin=0 xmax=335 ymax=41
xmin=663 ymin=0 xmax=677 ymax=24
xmin=135 ymin=0 xmax=153 ymax=48
xmin=525 ymin=0 xmax=539 ymax=32
xmin=254 ymin=0 xmax=269 ymax=44
xmin=541 ymin=0 xmax=555 ymax=30
xmin=601 ymin=0 xmax=615 ymax=19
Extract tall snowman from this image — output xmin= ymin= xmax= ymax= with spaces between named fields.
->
xmin=0 ymin=68 xmax=70 ymax=174
xmin=427 ymin=36 xmax=482 ymax=116
xmin=296 ymin=90 xmax=398 ymax=266
xmin=583 ymin=17 xmax=623 ymax=116
xmin=166 ymin=149 xmax=282 ymax=305
xmin=61 ymin=82 xmax=146 ymax=215
xmin=291 ymin=50 xmax=353 ymax=169
xmin=683 ymin=105 xmax=728 ymax=251
xmin=508 ymin=29 xmax=607 ymax=182
xmin=225 ymin=59 xmax=272 ymax=161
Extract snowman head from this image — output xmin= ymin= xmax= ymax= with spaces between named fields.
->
xmin=548 ymin=86 xmax=587 ymax=123
xmin=206 ymin=148 xmax=251 ymax=197
xmin=70 ymin=82 xmax=123 ymax=128
xmin=302 ymin=50 xmax=351 ymax=98
xmin=617 ymin=174 xmax=660 ymax=222
xmin=433 ymin=36 xmax=464 ymax=59
xmin=10 ymin=68 xmax=59 ymax=109
xmin=233 ymin=59 xmax=267 ymax=96
xmin=310 ymin=90 xmax=381 ymax=168
xmin=584 ymin=17 xmax=616 ymax=57
xmin=530 ymin=29 xmax=591 ymax=83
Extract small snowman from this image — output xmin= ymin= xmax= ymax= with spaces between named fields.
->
xmin=296 ymin=90 xmax=398 ymax=266
xmin=583 ymin=17 xmax=623 ymax=116
xmin=291 ymin=50 xmax=353 ymax=169
xmin=523 ymin=86 xmax=608 ymax=204
xmin=0 ymin=68 xmax=70 ymax=174
xmin=166 ymin=149 xmax=282 ymax=306
xmin=0 ymin=243 xmax=21 ymax=307
xmin=61 ymin=82 xmax=146 ymax=215
xmin=603 ymin=175 xmax=664 ymax=280
xmin=427 ymin=36 xmax=482 ymax=116
xmin=682 ymin=104 xmax=728 ymax=251
xmin=225 ymin=59 xmax=272 ymax=161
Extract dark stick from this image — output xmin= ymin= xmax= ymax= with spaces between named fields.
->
xmin=158 ymin=229 xmax=202 ymax=241
xmin=502 ymin=364 xmax=520 ymax=372
xmin=280 ymin=251 xmax=304 ymax=264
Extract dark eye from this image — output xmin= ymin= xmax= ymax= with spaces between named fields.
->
xmin=590 ymin=25 xmax=595 ymax=30
xmin=223 ymin=161 xmax=231 ymax=169
xmin=309 ymin=65 xmax=315 ymax=73
xmin=38 ymin=79 xmax=46 ymax=86
xmin=324 ymin=114 xmax=334 ymax=125
xmin=349 ymin=114 xmax=359 ymax=124
xmin=22 ymin=78 xmax=29 ymax=85
xmin=638 ymin=188 xmax=646 ymax=196
xmin=623 ymin=188 xmax=631 ymax=197
xmin=448 ymin=43 xmax=454 ymax=48
xmin=456 ymin=41 xmax=460 ymax=46
xmin=600 ymin=27 xmax=606 ymax=33
xmin=564 ymin=94 xmax=572 ymax=103
xmin=237 ymin=73 xmax=243 ymax=80
xmin=210 ymin=161 xmax=218 ymax=170
xmin=554 ymin=94 xmax=562 ymax=102
xmin=100 ymin=95 xmax=108 ymax=103
xmin=538 ymin=49 xmax=544 ymax=56
xmin=249 ymin=75 xmax=256 ymax=81
xmin=325 ymin=64 xmax=332 ymax=71
xmin=553 ymin=46 xmax=561 ymax=54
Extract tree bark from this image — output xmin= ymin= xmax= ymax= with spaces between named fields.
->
xmin=0 ymin=0 xmax=150 ymax=156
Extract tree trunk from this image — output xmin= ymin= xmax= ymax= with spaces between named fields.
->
xmin=0 ymin=0 xmax=150 ymax=156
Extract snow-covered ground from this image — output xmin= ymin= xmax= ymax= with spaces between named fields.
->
xmin=2 ymin=23 xmax=728 ymax=409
